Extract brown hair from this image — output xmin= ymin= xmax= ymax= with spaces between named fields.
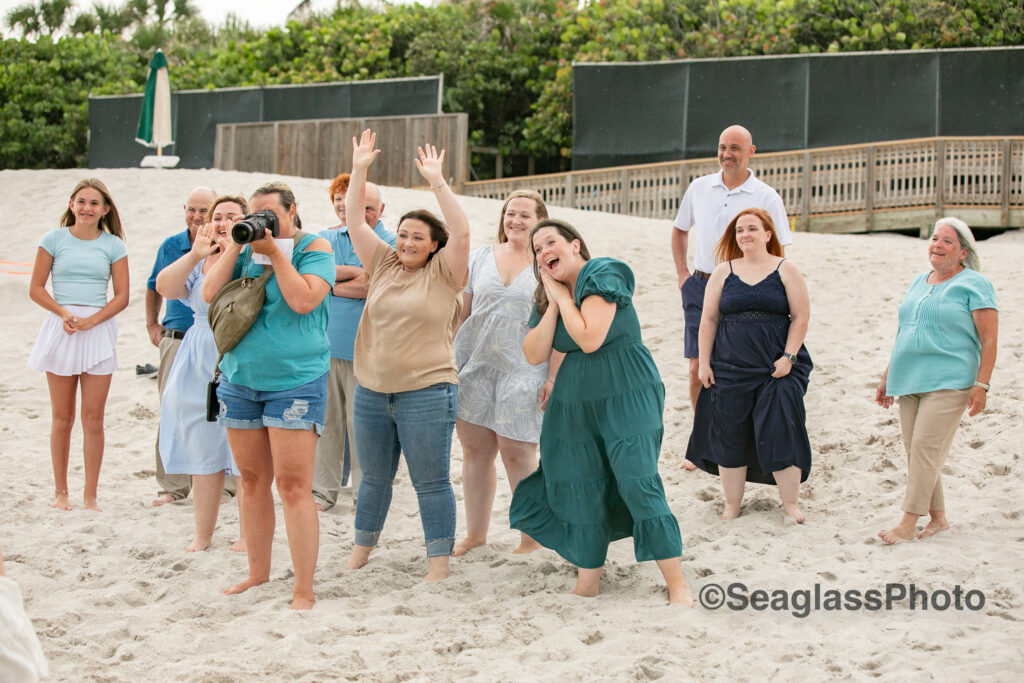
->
xmin=497 ymin=190 xmax=548 ymax=243
xmin=61 ymin=178 xmax=124 ymax=240
xmin=399 ymin=209 xmax=448 ymax=261
xmin=529 ymin=218 xmax=592 ymax=317
xmin=329 ymin=173 xmax=350 ymax=200
xmin=714 ymin=207 xmax=782 ymax=263
xmin=209 ymin=195 xmax=249 ymax=217
xmin=252 ymin=181 xmax=301 ymax=229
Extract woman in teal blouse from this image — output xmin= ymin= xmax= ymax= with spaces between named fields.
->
xmin=876 ymin=217 xmax=998 ymax=545
xmin=203 ymin=181 xmax=335 ymax=609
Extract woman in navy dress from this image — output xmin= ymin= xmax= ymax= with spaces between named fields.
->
xmin=685 ymin=208 xmax=812 ymax=522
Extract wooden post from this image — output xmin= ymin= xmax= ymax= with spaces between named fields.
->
xmin=566 ymin=173 xmax=575 ymax=209
xmin=1001 ymin=138 xmax=1012 ymax=227
xmin=619 ymin=168 xmax=630 ymax=214
xmin=801 ymin=151 xmax=812 ymax=232
xmin=273 ymin=122 xmax=281 ymax=174
xmin=934 ymin=138 xmax=945 ymax=218
xmin=864 ymin=146 xmax=875 ymax=231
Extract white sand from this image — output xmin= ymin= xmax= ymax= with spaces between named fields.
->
xmin=1 ymin=168 xmax=1022 ymax=680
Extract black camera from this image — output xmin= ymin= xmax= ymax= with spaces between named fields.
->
xmin=231 ymin=209 xmax=280 ymax=244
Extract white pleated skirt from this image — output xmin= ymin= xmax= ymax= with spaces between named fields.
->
xmin=26 ymin=304 xmax=117 ymax=376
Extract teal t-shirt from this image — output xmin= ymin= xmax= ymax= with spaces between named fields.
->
xmin=220 ymin=234 xmax=336 ymax=391
xmin=886 ymin=268 xmax=998 ymax=396
xmin=39 ymin=228 xmax=127 ymax=308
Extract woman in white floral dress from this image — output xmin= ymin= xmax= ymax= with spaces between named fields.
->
xmin=452 ymin=190 xmax=560 ymax=556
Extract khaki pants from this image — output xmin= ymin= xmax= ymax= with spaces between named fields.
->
xmin=312 ymin=358 xmax=359 ymax=509
xmin=156 ymin=334 xmax=236 ymax=499
xmin=898 ymin=388 xmax=970 ymax=515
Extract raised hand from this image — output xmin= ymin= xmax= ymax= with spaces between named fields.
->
xmin=414 ymin=144 xmax=446 ymax=188
xmin=192 ymin=223 xmax=221 ymax=258
xmin=351 ymin=129 xmax=381 ymax=171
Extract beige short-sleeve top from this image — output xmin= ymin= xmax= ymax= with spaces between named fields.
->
xmin=354 ymin=240 xmax=463 ymax=393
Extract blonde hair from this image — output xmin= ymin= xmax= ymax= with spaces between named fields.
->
xmin=61 ymin=178 xmax=124 ymax=240
xmin=497 ymin=190 xmax=548 ymax=243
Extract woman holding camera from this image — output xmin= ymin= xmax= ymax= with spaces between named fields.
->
xmin=202 ymin=182 xmax=334 ymax=610
xmin=156 ymin=195 xmax=247 ymax=553
xmin=342 ymin=129 xmax=469 ymax=581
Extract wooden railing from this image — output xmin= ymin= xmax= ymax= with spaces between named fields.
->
xmin=463 ymin=137 xmax=1024 ymax=233
xmin=215 ymin=113 xmax=469 ymax=192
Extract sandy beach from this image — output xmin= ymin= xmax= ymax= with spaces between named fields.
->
xmin=1 ymin=167 xmax=1022 ymax=680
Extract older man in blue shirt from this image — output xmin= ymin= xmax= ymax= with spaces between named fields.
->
xmin=313 ymin=179 xmax=396 ymax=511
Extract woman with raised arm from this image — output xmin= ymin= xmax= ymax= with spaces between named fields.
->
xmin=452 ymin=190 xmax=560 ymax=557
xmin=510 ymin=219 xmax=691 ymax=605
xmin=28 ymin=178 xmax=128 ymax=512
xmin=876 ymin=217 xmax=997 ymax=544
xmin=202 ymin=182 xmax=334 ymax=610
xmin=342 ymin=129 xmax=470 ymax=581
xmin=684 ymin=208 xmax=812 ymax=523
xmin=156 ymin=196 xmax=248 ymax=553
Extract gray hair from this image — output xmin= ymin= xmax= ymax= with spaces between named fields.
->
xmin=934 ymin=216 xmax=981 ymax=272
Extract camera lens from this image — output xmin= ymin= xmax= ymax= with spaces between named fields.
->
xmin=231 ymin=220 xmax=261 ymax=244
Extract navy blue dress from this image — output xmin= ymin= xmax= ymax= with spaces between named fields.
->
xmin=685 ymin=261 xmax=813 ymax=484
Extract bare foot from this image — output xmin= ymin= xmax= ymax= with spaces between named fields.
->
xmin=223 ymin=576 xmax=269 ymax=595
xmin=573 ymin=568 xmax=601 ymax=597
xmin=227 ymin=539 xmax=247 ymax=553
xmin=720 ymin=503 xmax=741 ymax=520
xmin=344 ymin=544 xmax=372 ymax=570
xmin=783 ymin=503 xmax=806 ymax=524
xmin=878 ymin=524 xmax=916 ymax=545
xmin=152 ymin=493 xmax=177 ymax=507
xmin=51 ymin=492 xmax=72 ymax=511
xmin=314 ymin=502 xmax=325 ymax=512
xmin=425 ymin=556 xmax=450 ymax=582
xmin=290 ymin=593 xmax=315 ymax=610
xmin=510 ymin=534 xmax=542 ymax=555
xmin=667 ymin=580 xmax=694 ymax=607
xmin=572 ymin=583 xmax=600 ymax=597
xmin=452 ymin=536 xmax=486 ymax=557
xmin=681 ymin=460 xmax=697 ymax=471
xmin=917 ymin=519 xmax=950 ymax=539
xmin=83 ymin=497 xmax=102 ymax=512
xmin=186 ymin=536 xmax=212 ymax=552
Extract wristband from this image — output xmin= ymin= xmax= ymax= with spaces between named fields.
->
xmin=974 ymin=381 xmax=990 ymax=391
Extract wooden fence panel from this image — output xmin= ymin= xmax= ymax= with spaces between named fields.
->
xmin=215 ymin=114 xmax=469 ymax=191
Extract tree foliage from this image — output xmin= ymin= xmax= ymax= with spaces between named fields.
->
xmin=1 ymin=0 xmax=1020 ymax=172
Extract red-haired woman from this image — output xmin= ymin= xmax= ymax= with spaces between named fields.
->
xmin=685 ymin=208 xmax=812 ymax=522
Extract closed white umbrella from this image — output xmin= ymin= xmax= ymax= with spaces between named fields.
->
xmin=136 ymin=49 xmax=179 ymax=168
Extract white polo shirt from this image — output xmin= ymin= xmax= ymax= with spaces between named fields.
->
xmin=673 ymin=170 xmax=791 ymax=274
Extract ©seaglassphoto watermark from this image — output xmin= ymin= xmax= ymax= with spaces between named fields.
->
xmin=698 ymin=582 xmax=986 ymax=618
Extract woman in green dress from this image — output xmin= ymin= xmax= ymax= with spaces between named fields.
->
xmin=511 ymin=219 xmax=691 ymax=605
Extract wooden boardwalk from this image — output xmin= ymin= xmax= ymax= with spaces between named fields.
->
xmin=462 ymin=137 xmax=1024 ymax=234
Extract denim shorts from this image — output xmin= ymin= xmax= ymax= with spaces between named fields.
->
xmin=217 ymin=373 xmax=328 ymax=434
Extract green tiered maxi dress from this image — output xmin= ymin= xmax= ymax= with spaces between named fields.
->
xmin=510 ymin=258 xmax=682 ymax=569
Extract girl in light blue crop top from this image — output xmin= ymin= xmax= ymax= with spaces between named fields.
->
xmin=27 ymin=178 xmax=128 ymax=512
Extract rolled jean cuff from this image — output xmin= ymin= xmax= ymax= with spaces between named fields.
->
xmin=426 ymin=537 xmax=454 ymax=558
xmin=354 ymin=528 xmax=382 ymax=548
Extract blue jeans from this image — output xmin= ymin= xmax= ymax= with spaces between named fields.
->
xmin=353 ymin=383 xmax=457 ymax=557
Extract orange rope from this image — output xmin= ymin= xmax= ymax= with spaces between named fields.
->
xmin=0 ymin=260 xmax=33 ymax=266
xmin=1 ymin=269 xmax=30 ymax=275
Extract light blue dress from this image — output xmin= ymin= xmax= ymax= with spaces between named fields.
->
xmin=159 ymin=263 xmax=237 ymax=475
xmin=454 ymin=245 xmax=548 ymax=442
